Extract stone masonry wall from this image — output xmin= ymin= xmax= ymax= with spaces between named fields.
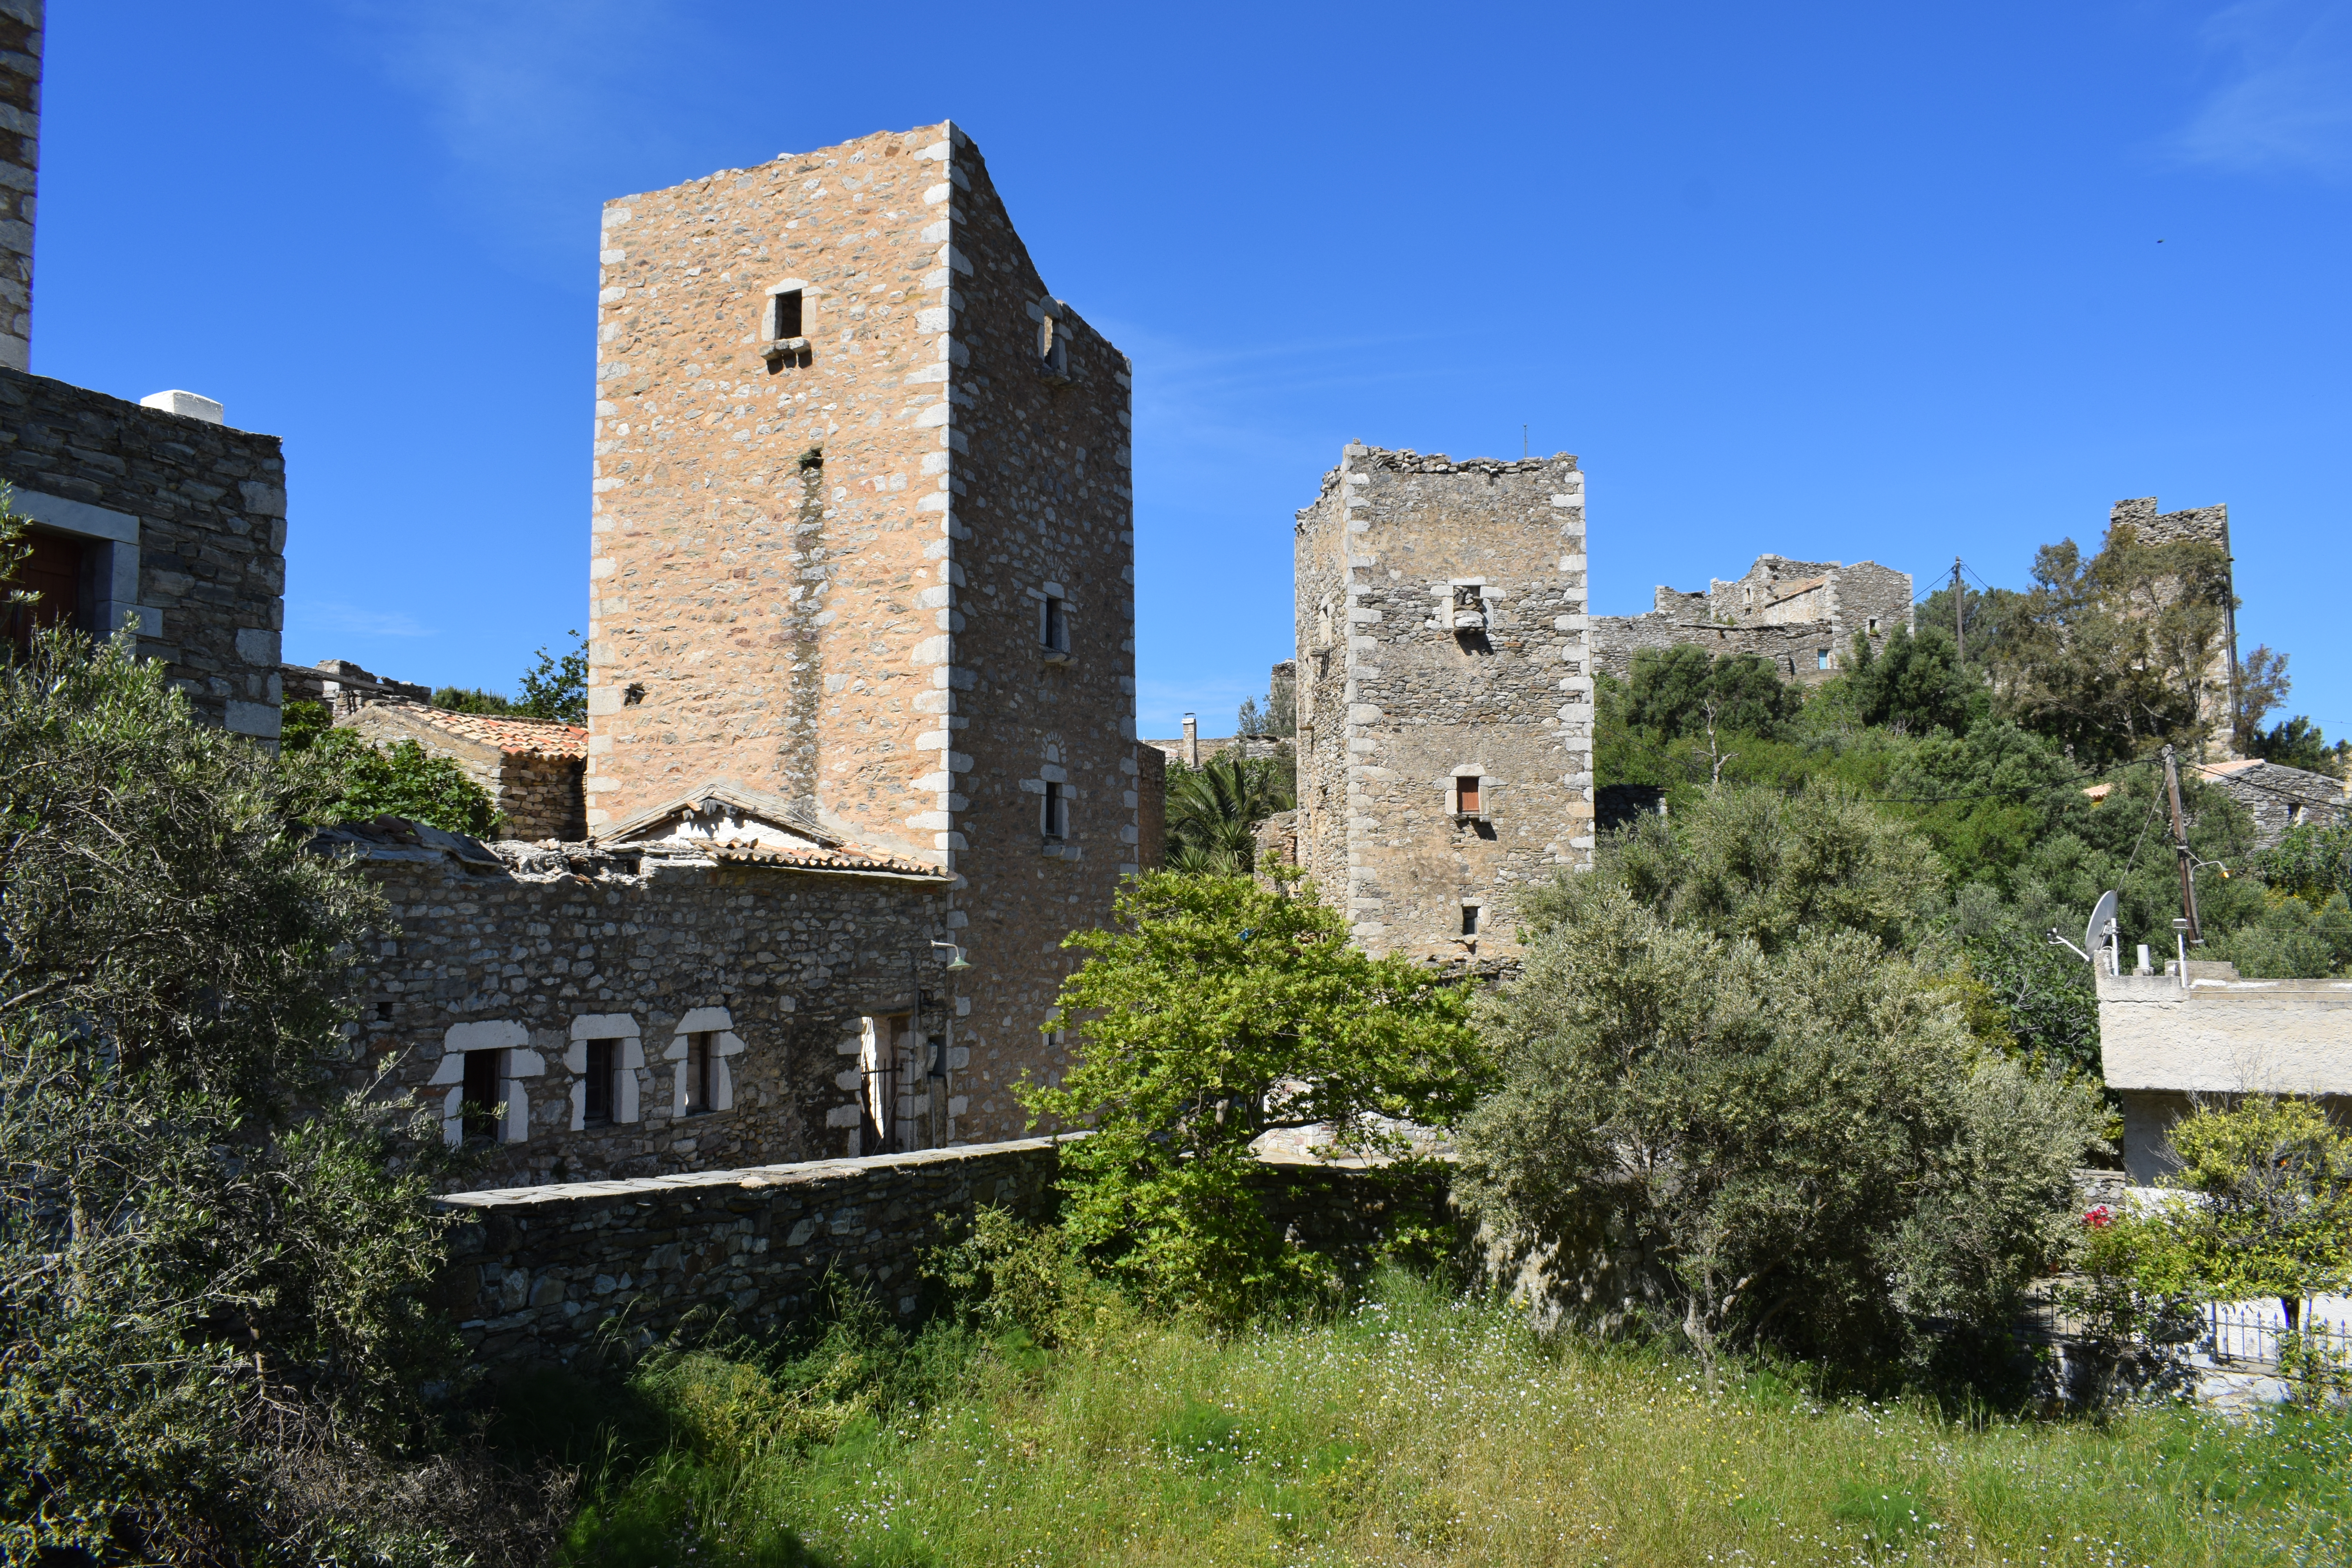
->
xmin=0 ymin=368 xmax=287 ymax=736
xmin=0 ymin=2 xmax=36 ymax=373
xmin=1588 ymin=612 xmax=1837 ymax=683
xmin=1293 ymin=448 xmax=1593 ymax=962
xmin=584 ymin=122 xmax=1135 ymax=1144
xmin=438 ymin=1138 xmax=1061 ymax=1366
xmin=336 ymin=828 xmax=955 ymax=1189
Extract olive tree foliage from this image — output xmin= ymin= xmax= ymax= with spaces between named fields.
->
xmin=1461 ymin=786 xmax=2102 ymax=1388
xmin=0 ymin=630 xmax=546 ymax=1563
xmin=1022 ymin=871 xmax=1482 ymax=1323
xmin=280 ymin=698 xmax=505 ymax=839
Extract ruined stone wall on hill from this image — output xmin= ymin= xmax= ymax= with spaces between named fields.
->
xmin=1588 ymin=613 xmax=1835 ymax=683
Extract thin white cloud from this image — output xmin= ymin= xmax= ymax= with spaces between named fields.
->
xmin=296 ymin=601 xmax=438 ymax=639
xmin=2176 ymin=0 xmax=2352 ymax=178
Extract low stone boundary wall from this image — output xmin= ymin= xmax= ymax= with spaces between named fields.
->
xmin=436 ymin=1137 xmax=1061 ymax=1368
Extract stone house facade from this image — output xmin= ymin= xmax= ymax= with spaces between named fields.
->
xmin=329 ymin=817 xmax=965 ymax=1188
xmin=2194 ymin=757 xmax=2347 ymax=851
xmin=1289 ymin=447 xmax=1594 ymax=963
xmin=2098 ymin=962 xmax=2352 ymax=1185
xmin=1590 ymin=555 xmax=1912 ymax=684
xmin=583 ymin=122 xmax=1137 ymax=1144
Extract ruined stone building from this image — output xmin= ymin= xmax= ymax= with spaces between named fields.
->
xmin=0 ymin=1 xmax=288 ymax=743
xmin=1590 ymin=555 xmax=1913 ymax=684
xmin=2108 ymin=495 xmax=2240 ymax=755
xmin=1285 ymin=446 xmax=1595 ymax=964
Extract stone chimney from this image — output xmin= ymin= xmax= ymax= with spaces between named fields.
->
xmin=0 ymin=3 xmax=41 ymax=374
xmin=1181 ymin=711 xmax=1199 ymax=768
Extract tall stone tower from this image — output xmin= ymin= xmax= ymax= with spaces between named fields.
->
xmin=0 ymin=2 xmax=37 ymax=373
xmin=1291 ymin=447 xmax=1594 ymax=964
xmin=585 ymin=122 xmax=1138 ymax=1140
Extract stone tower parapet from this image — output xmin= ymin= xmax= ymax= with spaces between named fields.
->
xmin=1291 ymin=447 xmax=1593 ymax=963
xmin=582 ymin=122 xmax=1137 ymax=1143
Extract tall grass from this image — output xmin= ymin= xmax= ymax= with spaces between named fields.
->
xmin=551 ymin=1272 xmax=2350 ymax=1567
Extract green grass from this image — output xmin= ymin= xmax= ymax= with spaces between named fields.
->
xmin=548 ymin=1273 xmax=2352 ymax=1567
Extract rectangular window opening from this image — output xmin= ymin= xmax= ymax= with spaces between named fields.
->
xmin=1866 ymin=616 xmax=1880 ymax=634
xmin=1816 ymin=648 xmax=1831 ymax=670
xmin=584 ymin=1038 xmax=616 ymax=1125
xmin=685 ymin=1032 xmax=714 ymax=1115
xmin=770 ymin=289 xmax=802 ymax=340
xmin=461 ymin=1048 xmax=501 ymax=1142
xmin=5 ymin=530 xmax=88 ymax=653
xmin=1461 ymin=905 xmax=1480 ymax=936
xmin=1455 ymin=776 xmax=1483 ymax=816
xmin=1040 ymin=595 xmax=1069 ymax=653
xmin=1043 ymin=780 xmax=1068 ymax=839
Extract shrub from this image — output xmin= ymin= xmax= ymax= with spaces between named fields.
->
xmin=0 ymin=628 xmax=524 ymax=1561
xmin=1461 ymin=787 xmax=2101 ymax=1387
xmin=281 ymin=697 xmax=505 ymax=838
xmin=1021 ymin=871 xmax=1482 ymax=1323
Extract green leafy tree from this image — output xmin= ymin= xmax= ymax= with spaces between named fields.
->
xmin=0 ymin=627 xmax=524 ymax=1559
xmin=2248 ymin=713 xmax=2345 ymax=777
xmin=2253 ymin=820 xmax=2352 ymax=906
xmin=432 ymin=684 xmax=520 ymax=715
xmin=2161 ymin=1096 xmax=2352 ymax=1330
xmin=1463 ymin=789 xmax=2101 ymax=1387
xmin=1021 ymin=871 xmax=1482 ymax=1322
xmin=1164 ymin=748 xmax=1293 ymax=873
xmin=1846 ymin=624 xmax=1982 ymax=737
xmin=1621 ymin=645 xmax=1802 ymax=742
xmin=516 ymin=630 xmax=588 ymax=725
xmin=281 ymin=698 xmax=504 ymax=838
xmin=1992 ymin=524 xmax=2238 ymax=765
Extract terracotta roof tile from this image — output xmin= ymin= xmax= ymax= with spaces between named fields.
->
xmin=404 ymin=706 xmax=588 ymax=759
xmin=704 ymin=837 xmax=952 ymax=880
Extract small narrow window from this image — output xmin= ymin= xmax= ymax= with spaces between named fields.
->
xmin=1040 ymin=595 xmax=1069 ymax=653
xmin=770 ymin=289 xmax=802 ymax=340
xmin=1461 ymin=905 xmax=1480 ymax=936
xmin=1038 ymin=314 xmax=1067 ymax=374
xmin=1817 ymin=648 xmax=1831 ymax=670
xmin=1456 ymin=776 xmax=1483 ymax=816
xmin=1866 ymin=616 xmax=1880 ymax=634
xmin=1043 ymin=780 xmax=1069 ymax=839
xmin=583 ymin=1038 xmax=616 ymax=1125
xmin=461 ymin=1049 xmax=501 ymax=1142
xmin=685 ymin=1032 xmax=714 ymax=1114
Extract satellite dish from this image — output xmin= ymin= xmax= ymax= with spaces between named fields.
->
xmin=2086 ymin=889 xmax=2120 ymax=966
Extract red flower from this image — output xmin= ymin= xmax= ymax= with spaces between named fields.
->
xmin=2083 ymin=1204 xmax=2116 ymax=1229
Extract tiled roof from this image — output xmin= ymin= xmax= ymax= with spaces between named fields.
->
xmin=704 ymin=837 xmax=953 ymax=880
xmin=404 ymin=706 xmax=588 ymax=759
xmin=2200 ymin=758 xmax=2263 ymax=777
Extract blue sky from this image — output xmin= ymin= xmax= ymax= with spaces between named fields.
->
xmin=33 ymin=1 xmax=2352 ymax=741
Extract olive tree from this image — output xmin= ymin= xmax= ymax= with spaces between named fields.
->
xmin=0 ymin=626 xmax=550 ymax=1562
xmin=1460 ymin=786 xmax=2101 ymax=1387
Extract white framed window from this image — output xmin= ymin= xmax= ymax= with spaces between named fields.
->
xmin=566 ymin=1013 xmax=644 ymax=1130
xmin=1455 ymin=775 xmax=1483 ymax=818
xmin=664 ymin=1006 xmax=743 ymax=1119
xmin=428 ymin=1020 xmax=541 ymax=1147
xmin=1817 ymin=648 xmax=1831 ymax=670
xmin=1040 ymin=594 xmax=1069 ymax=654
xmin=769 ymin=289 xmax=802 ymax=340
xmin=1043 ymin=780 xmax=1069 ymax=839
xmin=1461 ymin=904 xmax=1481 ymax=936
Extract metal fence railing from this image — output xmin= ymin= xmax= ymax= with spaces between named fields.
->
xmin=2202 ymin=1303 xmax=2352 ymax=1367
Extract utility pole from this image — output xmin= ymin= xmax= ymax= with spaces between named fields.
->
xmin=2162 ymin=744 xmax=2202 ymax=945
xmin=1952 ymin=557 xmax=1965 ymax=662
